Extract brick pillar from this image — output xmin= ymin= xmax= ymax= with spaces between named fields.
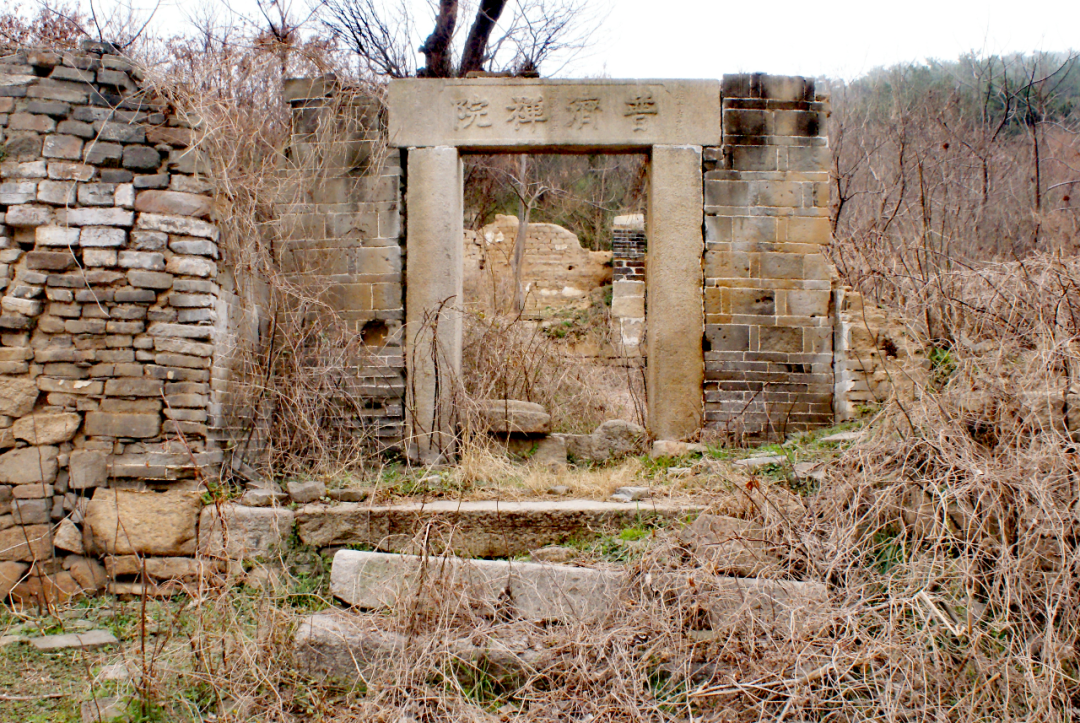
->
xmin=610 ymin=214 xmax=646 ymax=356
xmin=703 ymin=74 xmax=834 ymax=438
xmin=404 ymin=146 xmax=463 ymax=462
xmin=647 ymin=145 xmax=705 ymax=441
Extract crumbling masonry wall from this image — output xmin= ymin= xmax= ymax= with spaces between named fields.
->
xmin=0 ymin=42 xmax=269 ymax=596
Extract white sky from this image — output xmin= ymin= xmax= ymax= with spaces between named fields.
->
xmin=122 ymin=0 xmax=1080 ymax=80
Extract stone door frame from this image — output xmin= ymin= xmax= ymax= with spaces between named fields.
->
xmin=388 ymin=79 xmax=719 ymax=460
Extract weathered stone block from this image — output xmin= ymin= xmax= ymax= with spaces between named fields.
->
xmin=0 ymin=524 xmax=51 ymax=561
xmin=36 ymin=225 xmax=80 ymax=246
xmin=475 ymin=399 xmax=551 ymax=435
xmin=118 ymin=251 xmax=165 ymax=270
xmin=12 ymin=412 xmax=81 ymax=444
xmin=13 ymin=498 xmax=50 ymax=524
xmin=79 ymin=226 xmax=126 ymax=247
xmin=134 ymin=190 xmax=211 ymax=218
xmin=0 ymin=445 xmax=59 ymax=484
xmin=84 ymin=488 xmax=202 ymax=555
xmin=63 ymin=207 xmax=133 ymax=226
xmin=69 ymin=449 xmax=108 ymax=489
xmin=84 ymin=412 xmax=160 ymax=438
xmin=198 ymin=504 xmax=295 ymax=561
xmin=42 ymin=134 xmax=83 ymax=159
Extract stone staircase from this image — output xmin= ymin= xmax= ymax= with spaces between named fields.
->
xmin=292 ymin=499 xmax=831 ymax=683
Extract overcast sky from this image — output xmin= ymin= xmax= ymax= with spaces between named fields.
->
xmin=131 ymin=0 xmax=1080 ymax=80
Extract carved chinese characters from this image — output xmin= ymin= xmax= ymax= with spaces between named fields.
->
xmin=450 ymin=91 xmax=660 ymax=134
xmin=454 ymin=98 xmax=492 ymax=130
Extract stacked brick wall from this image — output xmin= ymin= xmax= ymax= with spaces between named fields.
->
xmin=0 ymin=42 xmax=235 ymax=595
xmin=276 ymin=79 xmax=405 ymax=445
xmin=463 ymin=214 xmax=612 ymax=316
xmin=702 ymin=74 xmax=834 ymax=438
xmin=610 ymin=214 xmax=646 ymax=355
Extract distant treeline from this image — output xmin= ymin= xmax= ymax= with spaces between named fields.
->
xmin=827 ymin=51 xmax=1080 ymax=303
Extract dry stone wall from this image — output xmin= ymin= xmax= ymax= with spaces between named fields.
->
xmin=0 ymin=42 xmax=257 ymax=598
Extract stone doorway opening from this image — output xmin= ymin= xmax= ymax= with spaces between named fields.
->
xmin=394 ymin=78 xmax=717 ymax=461
xmin=457 ymin=152 xmax=650 ymax=442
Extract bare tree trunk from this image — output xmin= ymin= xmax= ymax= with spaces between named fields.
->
xmin=459 ymin=0 xmax=508 ymax=75
xmin=418 ymin=0 xmax=458 ymax=77
xmin=512 ymin=155 xmax=529 ymax=313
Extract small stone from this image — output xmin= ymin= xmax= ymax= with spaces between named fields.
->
xmin=733 ymin=455 xmax=785 ymax=470
xmin=54 ymin=518 xmax=85 ymax=554
xmin=240 ymin=488 xmax=289 ymax=507
xmin=69 ymin=449 xmax=108 ymax=489
xmin=547 ymin=485 xmax=570 ymax=496
xmin=81 ymin=695 xmax=125 ymax=722
xmin=612 ymin=486 xmax=650 ymax=501
xmin=288 ymin=479 xmax=326 ymax=503
xmin=793 ymin=461 xmax=826 ymax=484
xmin=529 ymin=546 xmax=578 ymax=563
xmin=97 ymin=663 xmax=132 ymax=682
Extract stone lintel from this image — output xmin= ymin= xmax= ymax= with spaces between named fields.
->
xmin=388 ymin=79 xmax=721 ymax=150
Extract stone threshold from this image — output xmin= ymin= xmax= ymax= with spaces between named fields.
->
xmin=296 ymin=499 xmax=704 ymax=558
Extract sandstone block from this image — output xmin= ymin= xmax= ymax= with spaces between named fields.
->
xmin=475 ymin=399 xmax=551 ymax=435
xmin=54 ymin=517 xmax=85 ymax=554
xmin=0 ymin=524 xmax=51 ymax=561
xmin=127 ymin=270 xmax=172 ymax=288
xmin=0 ymin=375 xmax=39 ymax=416
xmin=84 ymin=411 xmax=160 ymax=438
xmin=287 ymin=479 xmax=325 ymax=503
xmin=0 ymin=560 xmax=28 ymax=598
xmin=64 ymin=555 xmax=107 ymax=591
xmin=63 ymin=207 xmax=133 ymax=227
xmin=1 ymin=296 xmax=43 ymax=315
xmin=137 ymin=212 xmax=218 ymax=240
xmin=135 ymin=190 xmax=211 ymax=218
xmin=36 ymin=225 xmax=80 ymax=246
xmin=6 ymin=204 xmax=54 ymax=227
xmin=84 ymin=488 xmax=202 ymax=555
xmin=198 ymin=504 xmax=295 ymax=561
xmin=12 ymin=484 xmax=53 ymax=499
xmin=332 ymin=550 xmax=621 ymax=622
xmin=12 ymin=412 xmax=80 ymax=444
xmin=13 ymin=498 xmax=49 ymax=524
xmin=166 ymin=255 xmax=215 ymax=278
xmin=0 ymin=445 xmax=59 ymax=484
xmin=42 ymin=134 xmax=83 ymax=159
xmin=79 ymin=226 xmax=126 ymax=247
xmin=118 ymin=250 xmax=165 ymax=270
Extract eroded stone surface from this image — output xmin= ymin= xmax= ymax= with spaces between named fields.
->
xmin=297 ymin=499 xmax=699 ymax=557
xmin=475 ymin=399 xmax=551 ymax=435
xmin=389 ymin=79 xmax=722 ymax=149
xmin=331 ymin=550 xmax=621 ymax=622
xmin=198 ymin=504 xmax=294 ymax=561
xmin=84 ymin=488 xmax=201 ymax=556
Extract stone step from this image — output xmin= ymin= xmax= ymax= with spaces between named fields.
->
xmin=297 ymin=499 xmax=703 ymax=558
xmin=329 ymin=549 xmax=829 ymax=629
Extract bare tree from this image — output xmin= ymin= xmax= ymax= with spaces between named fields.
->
xmin=319 ymin=0 xmax=603 ymax=79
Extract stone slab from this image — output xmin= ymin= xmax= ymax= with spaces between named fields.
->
xmin=197 ymin=504 xmax=294 ymax=561
xmin=84 ymin=488 xmax=201 ymax=556
xmin=404 ymin=146 xmax=463 ymax=462
xmin=389 ymin=79 xmax=721 ymax=150
xmin=331 ymin=550 xmax=621 ymax=622
xmin=295 ymin=610 xmax=545 ymax=684
xmin=30 ymin=629 xmax=118 ymax=651
xmin=647 ymin=145 xmax=704 ymax=440
xmin=296 ymin=499 xmax=700 ymax=557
